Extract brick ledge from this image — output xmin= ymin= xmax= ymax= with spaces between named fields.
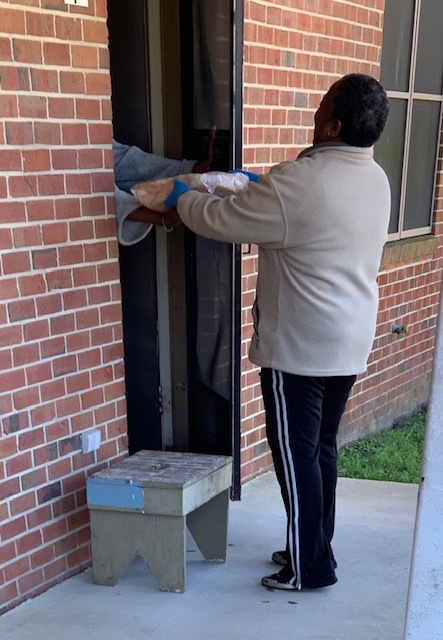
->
xmin=380 ymin=235 xmax=440 ymax=270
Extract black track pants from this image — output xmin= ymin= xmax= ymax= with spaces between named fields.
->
xmin=261 ymin=368 xmax=356 ymax=589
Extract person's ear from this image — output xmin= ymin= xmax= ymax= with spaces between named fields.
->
xmin=328 ymin=119 xmax=342 ymax=139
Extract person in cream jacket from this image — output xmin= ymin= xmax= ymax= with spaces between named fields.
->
xmin=163 ymin=73 xmax=391 ymax=591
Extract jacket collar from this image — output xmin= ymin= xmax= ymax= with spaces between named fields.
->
xmin=298 ymin=142 xmax=374 ymax=160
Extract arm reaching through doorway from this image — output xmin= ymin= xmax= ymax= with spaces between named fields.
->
xmin=114 ymin=127 xmax=217 ymax=245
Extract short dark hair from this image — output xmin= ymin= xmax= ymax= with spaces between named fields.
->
xmin=331 ymin=74 xmax=389 ymax=147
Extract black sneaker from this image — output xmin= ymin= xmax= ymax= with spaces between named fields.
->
xmin=272 ymin=549 xmax=338 ymax=570
xmin=262 ymin=566 xmax=299 ymax=590
xmin=271 ymin=550 xmax=288 ymax=566
xmin=262 ymin=566 xmax=338 ymax=591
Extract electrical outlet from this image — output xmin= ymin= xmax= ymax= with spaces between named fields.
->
xmin=64 ymin=0 xmax=89 ymax=7
xmin=81 ymin=429 xmax=101 ymax=454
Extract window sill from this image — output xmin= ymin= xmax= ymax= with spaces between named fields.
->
xmin=380 ymin=235 xmax=440 ymax=270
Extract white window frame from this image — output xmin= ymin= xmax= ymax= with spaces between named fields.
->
xmin=382 ymin=0 xmax=443 ymax=241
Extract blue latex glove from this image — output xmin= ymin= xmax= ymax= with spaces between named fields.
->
xmin=228 ymin=168 xmax=260 ymax=183
xmin=164 ymin=179 xmax=190 ymax=208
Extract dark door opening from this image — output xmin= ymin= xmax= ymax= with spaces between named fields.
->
xmin=106 ymin=0 xmax=242 ymax=495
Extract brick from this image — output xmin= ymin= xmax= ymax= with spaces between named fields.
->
xmin=46 ymin=268 xmax=72 ymax=290
xmin=8 ymin=298 xmax=36 ymax=322
xmin=25 ymin=361 xmax=52 ymax=386
xmin=55 ymin=16 xmax=82 ymax=41
xmin=0 ymin=37 xmax=13 ymax=62
xmin=32 ymin=248 xmax=58 ymax=270
xmin=34 ymin=122 xmax=61 ymax=146
xmin=0 ymin=477 xmax=20 ymax=500
xmin=30 ymin=544 xmax=55 ymax=570
xmin=2 ymin=250 xmax=31 ymax=275
xmin=30 ymin=67 xmax=59 ymax=93
xmin=0 ymin=93 xmax=18 ymax=118
xmin=30 ymin=403 xmax=56 ymax=427
xmin=0 ymin=324 xmax=21 ymax=348
xmin=1 ymin=515 xmax=26 ymax=541
xmin=89 ymin=123 xmax=114 ymax=147
xmin=37 ymin=481 xmax=62 ymax=505
xmin=6 ymin=451 xmax=32 ymax=477
xmin=18 ymin=568 xmax=44 ymax=595
xmin=78 ymin=148 xmax=103 ymax=169
xmin=19 ymin=274 xmax=46 ymax=297
xmin=71 ymin=44 xmax=99 ymax=69
xmin=18 ymin=428 xmax=45 ymax=451
xmin=25 ymin=10 xmax=55 ymax=37
xmin=59 ymin=70 xmax=85 ymax=94
xmin=41 ymin=222 xmax=68 ymax=245
xmin=0 ymin=200 xmax=25 ymax=225
xmin=85 ymin=72 xmax=111 ymax=96
xmin=43 ymin=41 xmax=70 ymax=66
xmin=26 ymin=199 xmax=55 ymax=222
xmin=2 ymin=9 xmax=26 ymax=35
xmin=46 ymin=420 xmax=69 ymax=442
xmin=48 ymin=96 xmax=75 ymax=120
xmin=19 ymin=95 xmax=48 ymax=119
xmin=5 ymin=121 xmax=34 ymax=145
xmin=36 ymin=293 xmax=63 ymax=317
xmin=13 ymin=38 xmax=42 ymax=63
xmin=62 ymin=122 xmax=88 ymax=145
xmin=51 ymin=149 xmax=78 ymax=170
xmin=44 ymin=557 xmax=67 ymax=581
xmin=9 ymin=492 xmax=37 ymax=517
xmin=13 ymin=344 xmax=40 ymax=367
xmin=32 ymin=443 xmax=58 ymax=468
xmin=66 ymin=173 xmax=92 ymax=195
xmin=0 ymin=148 xmax=22 ymax=171
xmin=22 ymin=320 xmax=50 ymax=346
xmin=47 ymin=458 xmax=72 ymax=483
xmin=23 ymin=148 xmax=51 ymax=173
xmin=11 ymin=228 xmax=40 ymax=261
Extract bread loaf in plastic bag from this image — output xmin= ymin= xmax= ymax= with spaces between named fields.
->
xmin=131 ymin=171 xmax=250 ymax=212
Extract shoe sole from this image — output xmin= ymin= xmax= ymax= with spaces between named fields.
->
xmin=262 ymin=576 xmax=298 ymax=590
xmin=262 ymin=575 xmax=338 ymax=591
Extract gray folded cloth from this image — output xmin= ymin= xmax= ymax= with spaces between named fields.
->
xmin=113 ymin=140 xmax=196 ymax=245
xmin=115 ymin=185 xmax=152 ymax=246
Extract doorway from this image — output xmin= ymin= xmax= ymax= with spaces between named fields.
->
xmin=107 ymin=0 xmax=243 ymax=495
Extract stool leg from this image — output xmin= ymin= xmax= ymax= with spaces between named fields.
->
xmin=139 ymin=514 xmax=186 ymax=593
xmin=187 ymin=489 xmax=229 ymax=562
xmin=90 ymin=510 xmax=137 ymax=586
xmin=90 ymin=511 xmax=186 ymax=592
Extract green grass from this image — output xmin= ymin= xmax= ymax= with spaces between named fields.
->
xmin=337 ymin=410 xmax=426 ymax=484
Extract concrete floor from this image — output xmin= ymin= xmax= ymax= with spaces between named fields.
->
xmin=0 ymin=473 xmax=418 ymax=640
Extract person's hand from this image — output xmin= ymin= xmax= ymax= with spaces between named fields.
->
xmin=192 ymin=125 xmax=217 ymax=173
xmin=164 ymin=179 xmax=190 ymax=208
xmin=228 ymin=168 xmax=260 ymax=183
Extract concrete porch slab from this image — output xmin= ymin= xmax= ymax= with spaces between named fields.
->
xmin=0 ymin=473 xmax=418 ymax=640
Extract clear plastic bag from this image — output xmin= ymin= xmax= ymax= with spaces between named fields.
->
xmin=131 ymin=171 xmax=250 ymax=212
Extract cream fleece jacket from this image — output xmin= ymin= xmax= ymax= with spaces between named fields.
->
xmin=177 ymin=143 xmax=391 ymax=376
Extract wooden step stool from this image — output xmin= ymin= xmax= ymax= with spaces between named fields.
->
xmin=86 ymin=450 xmax=232 ymax=593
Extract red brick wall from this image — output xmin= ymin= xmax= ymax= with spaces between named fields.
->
xmin=240 ymin=0 xmax=443 ymax=481
xmin=0 ymin=0 xmax=127 ymax=613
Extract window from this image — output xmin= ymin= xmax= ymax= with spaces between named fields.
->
xmin=375 ymin=0 xmax=443 ymax=238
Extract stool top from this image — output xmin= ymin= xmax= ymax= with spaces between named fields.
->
xmin=88 ymin=450 xmax=232 ymax=489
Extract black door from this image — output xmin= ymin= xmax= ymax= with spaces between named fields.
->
xmin=180 ymin=0 xmax=243 ymax=494
xmin=107 ymin=0 xmax=162 ymax=453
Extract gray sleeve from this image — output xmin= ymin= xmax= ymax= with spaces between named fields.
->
xmin=114 ymin=185 xmax=153 ymax=246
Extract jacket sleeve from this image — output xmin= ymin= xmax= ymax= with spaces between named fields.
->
xmin=176 ymin=174 xmax=288 ymax=247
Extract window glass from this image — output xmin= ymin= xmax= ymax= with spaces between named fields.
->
xmin=380 ymin=0 xmax=414 ymax=93
xmin=414 ymin=0 xmax=443 ymax=95
xmin=375 ymin=98 xmax=408 ymax=234
xmin=193 ymin=0 xmax=231 ymax=130
xmin=404 ymin=100 xmax=441 ymax=231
